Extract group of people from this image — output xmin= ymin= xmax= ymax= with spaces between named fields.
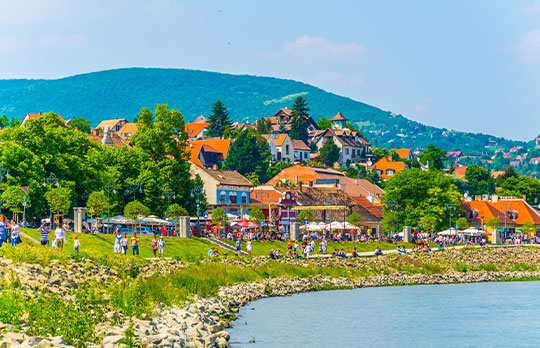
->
xmin=112 ymin=230 xmax=166 ymax=257
xmin=0 ymin=217 xmax=21 ymax=247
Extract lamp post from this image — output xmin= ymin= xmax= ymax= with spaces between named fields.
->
xmin=125 ymin=182 xmax=143 ymax=202
xmin=254 ymin=189 xmax=269 ymax=231
xmin=324 ymin=194 xmax=337 ymax=237
xmin=43 ymin=174 xmax=59 ymax=228
xmin=102 ymin=184 xmax=116 ymax=233
xmin=191 ymin=183 xmax=205 ymax=235
xmin=162 ymin=190 xmax=175 ymax=218
xmin=445 ymin=203 xmax=456 ymax=233
xmin=0 ymin=165 xmax=10 ymax=214
xmin=501 ymin=204 xmax=511 ymax=239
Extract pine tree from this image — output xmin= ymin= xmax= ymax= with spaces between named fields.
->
xmin=289 ymin=96 xmax=310 ymax=142
xmin=206 ymin=100 xmax=232 ymax=138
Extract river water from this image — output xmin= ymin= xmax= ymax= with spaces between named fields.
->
xmin=228 ymin=281 xmax=540 ymax=348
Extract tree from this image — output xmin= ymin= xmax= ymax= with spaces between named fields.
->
xmin=206 ymin=100 xmax=231 ymax=138
xmin=456 ymin=217 xmax=470 ymax=230
xmin=522 ymin=221 xmax=535 ymax=236
xmin=45 ymin=187 xmax=72 ymax=216
xmin=502 ymin=166 xmax=518 ymax=180
xmin=86 ymin=191 xmax=110 ymax=218
xmin=419 ymin=144 xmax=447 ymax=170
xmin=289 ymin=96 xmax=310 ymax=143
xmin=245 ymin=172 xmax=260 ymax=186
xmin=465 ymin=165 xmax=495 ymax=196
xmin=498 ymin=176 xmax=540 ymax=205
xmin=124 ymin=200 xmax=150 ymax=221
xmin=346 ymin=166 xmax=359 ymax=178
xmin=297 ymin=210 xmax=314 ymax=224
xmin=347 ymin=212 xmax=362 ymax=227
xmin=70 ymin=116 xmax=91 ymax=134
xmin=224 ymin=129 xmax=270 ymax=181
xmin=249 ymin=208 xmax=265 ymax=223
xmin=0 ymin=115 xmax=9 ymax=128
xmin=166 ymin=203 xmax=188 ymax=219
xmin=486 ymin=217 xmax=501 ymax=229
xmin=419 ymin=215 xmax=438 ymax=233
xmin=1 ymin=186 xmax=28 ymax=215
xmin=211 ymin=207 xmax=228 ymax=226
xmin=9 ymin=116 xmax=19 ymax=127
xmin=256 ymin=118 xmax=272 ymax=134
xmin=317 ymin=116 xmax=331 ymax=130
xmin=319 ymin=138 xmax=340 ymax=167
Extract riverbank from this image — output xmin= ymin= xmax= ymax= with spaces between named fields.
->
xmin=2 ymin=245 xmax=540 ymax=347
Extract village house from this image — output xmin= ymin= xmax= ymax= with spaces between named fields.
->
xmin=370 ymin=156 xmax=407 ymax=179
xmin=392 ymin=148 xmax=414 ymax=162
xmin=261 ymin=107 xmax=319 ymax=133
xmin=88 ymin=127 xmax=132 ymax=148
xmin=453 ymin=166 xmax=468 ymax=179
xmin=21 ymin=112 xmax=69 ymax=126
xmin=95 ymin=118 xmax=127 ymax=133
xmin=117 ymin=122 xmax=138 ymax=143
xmin=185 ymin=122 xmax=209 ymax=141
xmin=263 ymin=134 xmax=294 ymax=163
xmin=329 ymin=111 xmax=348 ymax=129
xmin=310 ymin=128 xmax=371 ymax=166
xmin=188 ymin=139 xmax=231 ymax=168
xmin=292 ymin=140 xmax=310 ymax=162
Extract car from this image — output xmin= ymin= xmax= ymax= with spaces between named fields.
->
xmin=118 ymin=226 xmax=153 ymax=236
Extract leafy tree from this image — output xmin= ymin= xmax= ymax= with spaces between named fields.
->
xmin=70 ymin=116 xmax=91 ymax=134
xmin=498 ymin=176 xmax=540 ymax=205
xmin=382 ymin=168 xmax=462 ymax=232
xmin=9 ymin=116 xmax=19 ymax=127
xmin=346 ymin=166 xmax=359 ymax=178
xmin=347 ymin=212 xmax=362 ymax=227
xmin=456 ymin=217 xmax=470 ymax=230
xmin=224 ymin=129 xmax=270 ymax=181
xmin=1 ymin=186 xmax=28 ymax=215
xmin=419 ymin=215 xmax=438 ymax=233
xmin=256 ymin=118 xmax=272 ymax=134
xmin=45 ymin=187 xmax=72 ymax=216
xmin=124 ymin=200 xmax=150 ymax=221
xmin=357 ymin=165 xmax=368 ymax=178
xmin=206 ymin=100 xmax=231 ymax=138
xmin=297 ymin=210 xmax=314 ymax=224
xmin=86 ymin=191 xmax=110 ymax=218
xmin=166 ymin=203 xmax=188 ymax=219
xmin=465 ymin=165 xmax=495 ymax=195
xmin=211 ymin=207 xmax=228 ymax=226
xmin=266 ymin=162 xmax=293 ymax=180
xmin=0 ymin=115 xmax=9 ymax=128
xmin=249 ymin=207 xmax=265 ymax=223
xmin=245 ymin=172 xmax=260 ymax=186
xmin=319 ymin=138 xmax=340 ymax=167
xmin=486 ymin=217 xmax=501 ymax=229
xmin=502 ymin=165 xmax=518 ymax=180
xmin=289 ymin=96 xmax=310 ymax=143
xmin=317 ymin=116 xmax=331 ymax=130
xmin=419 ymin=144 xmax=447 ymax=170
xmin=522 ymin=221 xmax=535 ymax=236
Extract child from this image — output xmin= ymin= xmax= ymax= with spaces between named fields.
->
xmin=158 ymin=236 xmax=165 ymax=257
xmin=246 ymin=239 xmax=252 ymax=256
xmin=74 ymin=235 xmax=80 ymax=254
xmin=151 ymin=236 xmax=158 ymax=257
xmin=121 ymin=233 xmax=129 ymax=255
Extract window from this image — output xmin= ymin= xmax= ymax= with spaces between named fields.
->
xmin=241 ymin=193 xmax=247 ymax=204
xmin=345 ymin=148 xmax=349 ymax=155
xmin=230 ymin=192 xmax=237 ymax=204
xmin=220 ymin=192 xmax=226 ymax=204
xmin=304 ymin=152 xmax=308 ymax=159
xmin=285 ymin=145 xmax=290 ymax=155
xmin=386 ymin=169 xmax=395 ymax=176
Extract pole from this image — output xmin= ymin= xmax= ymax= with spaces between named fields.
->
xmin=102 ymin=184 xmax=116 ymax=234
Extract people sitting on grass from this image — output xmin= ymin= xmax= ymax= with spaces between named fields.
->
xmin=351 ymin=247 xmax=359 ymax=258
xmin=397 ymin=246 xmax=407 ymax=255
xmin=374 ymin=246 xmax=383 ymax=256
xmin=438 ymin=241 xmax=445 ymax=251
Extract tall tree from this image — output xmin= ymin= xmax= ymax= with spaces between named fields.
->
xmin=465 ymin=165 xmax=494 ymax=195
xmin=224 ymin=129 xmax=271 ymax=181
xmin=317 ymin=116 xmax=331 ymax=130
xmin=86 ymin=191 xmax=110 ymax=218
xmin=256 ymin=118 xmax=272 ymax=134
xmin=419 ymin=144 xmax=447 ymax=170
xmin=45 ymin=187 xmax=72 ymax=216
xmin=70 ymin=116 xmax=91 ymax=134
xmin=319 ymin=138 xmax=340 ymax=167
xmin=289 ymin=96 xmax=310 ymax=143
xmin=206 ymin=100 xmax=232 ymax=138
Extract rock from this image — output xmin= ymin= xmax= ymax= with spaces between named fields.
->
xmin=102 ymin=335 xmax=124 ymax=346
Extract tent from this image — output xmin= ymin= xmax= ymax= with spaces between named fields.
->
xmin=142 ymin=215 xmax=172 ymax=226
xmin=461 ymin=228 xmax=484 ymax=237
xmin=230 ymin=218 xmax=258 ymax=229
xmin=438 ymin=228 xmax=459 ymax=236
xmin=300 ymin=223 xmax=322 ymax=231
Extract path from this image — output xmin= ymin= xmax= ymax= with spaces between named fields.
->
xmin=20 ymin=231 xmax=40 ymax=245
xmin=202 ymin=237 xmax=249 ymax=256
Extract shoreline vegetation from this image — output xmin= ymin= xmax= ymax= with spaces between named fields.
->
xmin=1 ymin=232 xmax=540 ymax=347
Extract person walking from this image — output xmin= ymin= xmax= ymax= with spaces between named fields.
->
xmin=131 ymin=233 xmax=140 ymax=256
xmin=121 ymin=233 xmax=129 ymax=255
xmin=113 ymin=231 xmax=122 ymax=253
xmin=73 ymin=235 xmax=80 ymax=254
xmin=54 ymin=224 xmax=66 ymax=250
xmin=235 ymin=238 xmax=242 ymax=256
xmin=10 ymin=221 xmax=20 ymax=246
xmin=151 ymin=236 xmax=158 ymax=257
xmin=158 ymin=236 xmax=165 ymax=257
xmin=39 ymin=224 xmax=50 ymax=246
xmin=246 ymin=239 xmax=252 ymax=256
xmin=0 ymin=216 xmax=8 ymax=245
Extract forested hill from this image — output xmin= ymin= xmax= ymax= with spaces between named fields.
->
xmin=0 ymin=68 xmax=529 ymax=153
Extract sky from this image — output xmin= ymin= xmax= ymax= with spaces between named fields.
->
xmin=0 ymin=0 xmax=540 ymax=140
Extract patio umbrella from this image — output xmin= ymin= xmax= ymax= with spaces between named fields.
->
xmin=438 ymin=228 xmax=459 ymax=236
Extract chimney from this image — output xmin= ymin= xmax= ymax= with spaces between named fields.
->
xmin=475 ymin=195 xmax=482 ymax=201
xmin=491 ymin=195 xmax=498 ymax=203
xmin=101 ymin=125 xmax=114 ymax=146
xmin=294 ymin=176 xmax=298 ymax=184
xmin=523 ymin=195 xmax=527 ymax=201
xmin=212 ymin=164 xmax=218 ymax=170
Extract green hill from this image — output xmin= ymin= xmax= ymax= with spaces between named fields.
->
xmin=0 ymin=68 xmax=529 ymax=154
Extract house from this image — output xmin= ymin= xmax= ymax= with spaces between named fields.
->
xmin=329 ymin=112 xmax=348 ymax=129
xmin=192 ymin=114 xmax=208 ymax=123
xmin=292 ymin=140 xmax=310 ymax=162
xmin=190 ymin=163 xmax=253 ymax=214
xmin=189 ymin=139 xmax=232 ymax=165
xmin=310 ymin=128 xmax=371 ymax=165
xmin=392 ymin=148 xmax=414 ymax=162
xmin=117 ymin=122 xmax=138 ymax=142
xmin=261 ymin=107 xmax=319 ymax=133
xmin=21 ymin=112 xmax=68 ymax=126
xmin=453 ymin=166 xmax=468 ymax=179
xmin=87 ymin=127 xmax=132 ymax=148
xmin=447 ymin=151 xmax=463 ymax=158
xmin=250 ymin=187 xmax=298 ymax=229
xmin=265 ymin=165 xmax=385 ymax=204
xmin=462 ymin=196 xmax=540 ymax=236
xmin=263 ymin=134 xmax=294 ymax=162
xmin=185 ymin=122 xmax=209 ymax=141
xmin=95 ymin=118 xmax=127 ymax=133
xmin=370 ymin=157 xmax=407 ymax=179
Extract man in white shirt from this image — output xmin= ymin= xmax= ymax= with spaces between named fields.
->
xmin=55 ymin=225 xmax=66 ymax=250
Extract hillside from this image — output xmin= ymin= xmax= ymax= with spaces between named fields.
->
xmin=0 ymin=68 xmax=530 ymax=156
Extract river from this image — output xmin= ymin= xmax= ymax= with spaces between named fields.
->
xmin=228 ymin=281 xmax=540 ymax=347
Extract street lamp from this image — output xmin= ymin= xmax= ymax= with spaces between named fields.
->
xmin=43 ymin=174 xmax=59 ymax=228
xmin=445 ymin=203 xmax=456 ymax=232
xmin=0 ymin=165 xmax=10 ymax=214
xmin=324 ymin=194 xmax=338 ymax=236
xmin=191 ymin=182 xmax=205 ymax=235
xmin=162 ymin=190 xmax=175 ymax=218
xmin=102 ymin=183 xmax=116 ymax=233
xmin=125 ymin=182 xmax=143 ymax=201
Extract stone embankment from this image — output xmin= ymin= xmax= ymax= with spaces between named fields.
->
xmin=2 ymin=247 xmax=540 ymax=347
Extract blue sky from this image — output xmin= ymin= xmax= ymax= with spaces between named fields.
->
xmin=1 ymin=0 xmax=539 ymax=140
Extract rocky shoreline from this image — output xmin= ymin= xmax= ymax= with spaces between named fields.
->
xmin=2 ymin=248 xmax=540 ymax=347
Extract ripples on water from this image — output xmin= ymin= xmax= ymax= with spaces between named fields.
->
xmin=228 ymin=281 xmax=540 ymax=348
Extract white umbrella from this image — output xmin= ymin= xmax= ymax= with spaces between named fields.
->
xmin=142 ymin=216 xmax=172 ymax=225
xmin=461 ymin=227 xmax=483 ymax=237
xmin=300 ymin=223 xmax=322 ymax=231
xmin=438 ymin=228 xmax=459 ymax=236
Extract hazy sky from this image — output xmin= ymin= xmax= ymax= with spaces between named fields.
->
xmin=1 ymin=0 xmax=540 ymax=140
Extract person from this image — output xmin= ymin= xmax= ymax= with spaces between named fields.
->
xmin=121 ymin=233 xmax=129 ymax=255
xmin=113 ymin=231 xmax=122 ymax=253
xmin=131 ymin=233 xmax=140 ymax=255
xmin=208 ymin=247 xmax=215 ymax=256
xmin=294 ymin=241 xmax=299 ymax=257
xmin=54 ymin=224 xmax=66 ymax=250
xmin=39 ymin=224 xmax=49 ymax=246
xmin=351 ymin=247 xmax=359 ymax=258
xmin=151 ymin=236 xmax=158 ymax=257
xmin=158 ymin=236 xmax=165 ymax=256
xmin=374 ymin=246 xmax=383 ymax=256
xmin=161 ymin=225 xmax=167 ymax=237
xmin=10 ymin=222 xmax=20 ymax=246
xmin=246 ymin=239 xmax=252 ymax=256
xmin=73 ymin=235 xmax=80 ymax=254
xmin=0 ymin=216 xmax=7 ymax=244
xmin=321 ymin=237 xmax=327 ymax=254
xmin=235 ymin=239 xmax=241 ymax=256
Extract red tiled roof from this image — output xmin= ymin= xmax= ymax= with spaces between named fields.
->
xmin=352 ymin=196 xmax=383 ymax=218
xmin=329 ymin=112 xmax=348 ymax=121
xmin=185 ymin=122 xmax=209 ymax=138
xmin=189 ymin=139 xmax=232 ymax=159
xmin=291 ymin=139 xmax=310 ymax=151
xmin=453 ymin=166 xmax=468 ymax=179
xmin=392 ymin=148 xmax=411 ymax=159
xmin=263 ymin=134 xmax=288 ymax=146
xmin=462 ymin=199 xmax=540 ymax=225
xmin=370 ymin=157 xmax=407 ymax=178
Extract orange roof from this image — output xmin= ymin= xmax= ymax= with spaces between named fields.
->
xmin=291 ymin=139 xmax=310 ymax=151
xmin=274 ymin=107 xmax=292 ymax=117
xmin=329 ymin=112 xmax=348 ymax=121
xmin=263 ymin=134 xmax=288 ymax=146
xmin=352 ymin=196 xmax=383 ymax=218
xmin=462 ymin=198 xmax=540 ymax=225
xmin=250 ymin=188 xmax=284 ymax=204
xmin=24 ymin=112 xmax=66 ymax=124
xmin=371 ymin=157 xmax=407 ymax=178
xmin=117 ymin=122 xmax=138 ymax=140
xmin=96 ymin=118 xmax=126 ymax=131
xmin=392 ymin=148 xmax=411 ymax=159
xmin=185 ymin=122 xmax=209 ymax=138
xmin=453 ymin=166 xmax=468 ymax=179
xmin=189 ymin=139 xmax=232 ymax=159
xmin=491 ymin=171 xmax=505 ymax=178
xmin=187 ymin=143 xmax=204 ymax=166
